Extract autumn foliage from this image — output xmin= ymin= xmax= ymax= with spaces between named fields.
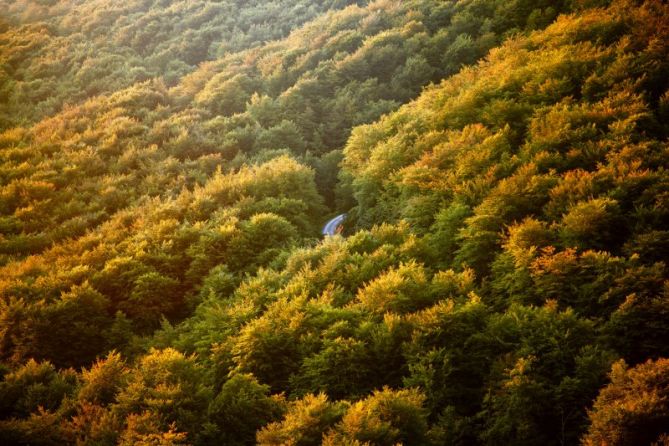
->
xmin=0 ymin=0 xmax=668 ymax=444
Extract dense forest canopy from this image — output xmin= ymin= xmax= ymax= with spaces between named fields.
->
xmin=0 ymin=0 xmax=668 ymax=444
xmin=0 ymin=0 xmax=368 ymax=129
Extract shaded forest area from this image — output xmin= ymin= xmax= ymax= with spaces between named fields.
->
xmin=1 ymin=0 xmax=668 ymax=444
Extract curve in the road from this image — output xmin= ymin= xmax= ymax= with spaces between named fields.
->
xmin=322 ymin=213 xmax=346 ymax=236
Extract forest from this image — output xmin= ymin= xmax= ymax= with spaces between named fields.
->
xmin=0 ymin=0 xmax=668 ymax=444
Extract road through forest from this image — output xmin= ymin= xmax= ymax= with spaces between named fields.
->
xmin=322 ymin=213 xmax=346 ymax=236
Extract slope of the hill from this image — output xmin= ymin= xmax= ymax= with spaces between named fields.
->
xmin=2 ymin=0 xmax=668 ymax=445
xmin=0 ymin=0 xmax=572 ymax=266
xmin=0 ymin=0 xmax=366 ymax=130
xmin=0 ymin=0 xmax=576 ymax=377
xmin=167 ymin=1 xmax=666 ymax=444
xmin=342 ymin=0 xmax=669 ymax=272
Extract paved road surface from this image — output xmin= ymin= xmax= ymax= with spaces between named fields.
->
xmin=322 ymin=213 xmax=346 ymax=236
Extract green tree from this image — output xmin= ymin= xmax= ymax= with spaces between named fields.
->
xmin=329 ymin=387 xmax=430 ymax=445
xmin=207 ymin=373 xmax=285 ymax=445
xmin=0 ymin=359 xmax=77 ymax=418
xmin=258 ymin=393 xmax=348 ymax=446
xmin=114 ymin=348 xmax=211 ymax=442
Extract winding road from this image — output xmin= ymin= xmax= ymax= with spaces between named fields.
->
xmin=322 ymin=213 xmax=346 ymax=236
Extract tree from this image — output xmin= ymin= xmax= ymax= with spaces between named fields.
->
xmin=231 ymin=297 xmax=308 ymax=393
xmin=329 ymin=387 xmax=430 ymax=445
xmin=480 ymin=304 xmax=614 ymax=446
xmin=78 ymin=351 xmax=129 ymax=406
xmin=0 ymin=283 xmax=112 ymax=368
xmin=124 ymin=272 xmax=183 ymax=332
xmin=0 ymin=359 xmax=77 ymax=419
xmin=207 ymin=373 xmax=284 ymax=445
xmin=257 ymin=393 xmax=348 ymax=446
xmin=114 ymin=348 xmax=211 ymax=442
xmin=583 ymin=358 xmax=669 ymax=446
xmin=559 ymin=197 xmax=624 ymax=251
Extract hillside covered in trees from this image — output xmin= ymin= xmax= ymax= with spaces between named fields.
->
xmin=0 ymin=0 xmax=668 ymax=444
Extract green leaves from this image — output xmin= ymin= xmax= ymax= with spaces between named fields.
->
xmin=0 ymin=0 xmax=667 ymax=444
xmin=207 ymin=374 xmax=285 ymax=445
